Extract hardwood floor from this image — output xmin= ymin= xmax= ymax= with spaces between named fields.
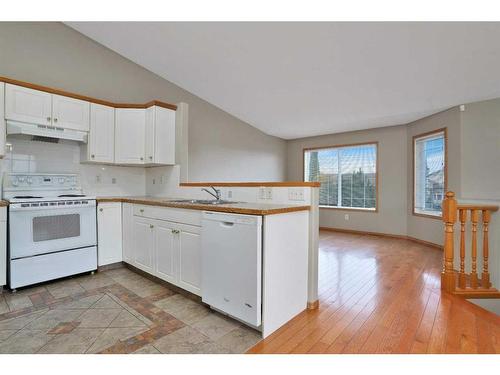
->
xmin=248 ymin=230 xmax=500 ymax=354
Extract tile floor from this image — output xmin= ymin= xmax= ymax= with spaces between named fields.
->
xmin=0 ymin=267 xmax=261 ymax=354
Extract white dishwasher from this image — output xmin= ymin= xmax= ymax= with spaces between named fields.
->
xmin=201 ymin=211 xmax=262 ymax=327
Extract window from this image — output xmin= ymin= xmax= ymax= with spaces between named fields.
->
xmin=304 ymin=143 xmax=377 ymax=210
xmin=413 ymin=129 xmax=446 ymax=217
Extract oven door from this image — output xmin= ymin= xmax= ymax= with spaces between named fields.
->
xmin=9 ymin=202 xmax=97 ymax=259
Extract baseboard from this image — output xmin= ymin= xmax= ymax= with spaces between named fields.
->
xmin=97 ymin=261 xmax=125 ymax=272
xmin=319 ymin=226 xmax=443 ymax=250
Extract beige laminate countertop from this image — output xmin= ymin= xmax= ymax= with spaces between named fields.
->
xmin=0 ymin=200 xmax=9 ymax=207
xmin=96 ymin=196 xmax=310 ymax=216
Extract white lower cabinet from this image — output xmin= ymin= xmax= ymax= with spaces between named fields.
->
xmin=0 ymin=207 xmax=6 ymax=288
xmin=124 ymin=205 xmax=202 ymax=296
xmin=97 ymin=202 xmax=123 ymax=266
xmin=154 ymin=221 xmax=176 ymax=284
xmin=133 ymin=216 xmax=155 ymax=274
xmin=177 ymin=225 xmax=202 ymax=295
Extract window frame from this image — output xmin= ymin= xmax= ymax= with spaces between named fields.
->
xmin=412 ymin=128 xmax=448 ymax=220
xmin=303 ymin=141 xmax=379 ymax=212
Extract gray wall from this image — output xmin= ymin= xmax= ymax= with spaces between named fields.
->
xmin=287 ymin=107 xmax=463 ymax=246
xmin=461 ymin=98 xmax=500 ymax=201
xmin=0 ymin=22 xmax=287 ymax=183
xmin=287 ymin=125 xmax=408 ymax=236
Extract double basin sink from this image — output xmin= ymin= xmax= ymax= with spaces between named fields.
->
xmin=166 ymin=199 xmax=236 ymax=205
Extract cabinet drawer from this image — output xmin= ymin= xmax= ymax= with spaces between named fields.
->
xmin=133 ymin=204 xmax=202 ymax=227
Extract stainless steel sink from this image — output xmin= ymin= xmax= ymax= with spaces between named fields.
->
xmin=166 ymin=199 xmax=237 ymax=205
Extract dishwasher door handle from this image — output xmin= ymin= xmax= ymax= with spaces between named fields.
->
xmin=220 ymin=221 xmax=235 ymax=228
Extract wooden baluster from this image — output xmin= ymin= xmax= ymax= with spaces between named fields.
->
xmin=441 ymin=191 xmax=457 ymax=293
xmin=470 ymin=209 xmax=479 ymax=288
xmin=481 ymin=210 xmax=491 ymax=289
xmin=458 ymin=209 xmax=467 ymax=289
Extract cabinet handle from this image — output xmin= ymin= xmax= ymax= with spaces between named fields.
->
xmin=149 ymin=156 xmax=153 ymax=160
xmin=140 ymin=157 xmax=144 ymax=161
xmin=150 ymin=224 xmax=154 ymax=229
xmin=46 ymin=117 xmax=51 ymax=122
xmin=140 ymin=209 xmax=144 ymax=213
xmin=171 ymin=229 xmax=180 ymax=234
xmin=91 ymin=154 xmax=95 ymax=158
xmin=99 ymin=208 xmax=103 ymax=212
xmin=54 ymin=118 xmax=58 ymax=123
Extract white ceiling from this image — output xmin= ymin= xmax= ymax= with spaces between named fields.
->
xmin=67 ymin=22 xmax=500 ymax=140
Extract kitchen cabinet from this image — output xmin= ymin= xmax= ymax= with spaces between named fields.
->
xmin=52 ymin=94 xmax=90 ymax=131
xmin=5 ymin=84 xmax=52 ymax=126
xmin=5 ymin=84 xmax=90 ymax=131
xmin=115 ymin=108 xmax=146 ymax=164
xmin=0 ymin=83 xmax=5 ymax=157
xmin=97 ymin=202 xmax=122 ymax=266
xmin=0 ymin=207 xmax=6 ymax=289
xmin=123 ymin=205 xmax=202 ymax=296
xmin=82 ymin=103 xmax=115 ymax=163
xmin=177 ymin=225 xmax=202 ymax=295
xmin=133 ymin=216 xmax=155 ymax=273
xmin=145 ymin=106 xmax=176 ymax=165
xmin=154 ymin=221 xmax=177 ymax=284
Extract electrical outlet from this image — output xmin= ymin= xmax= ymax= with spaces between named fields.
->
xmin=288 ymin=188 xmax=305 ymax=201
xmin=95 ymin=175 xmax=101 ymax=183
xmin=344 ymin=214 xmax=349 ymax=221
xmin=227 ymin=190 xmax=233 ymax=199
xmin=259 ymin=187 xmax=272 ymax=200
xmin=111 ymin=177 xmax=117 ymax=184
xmin=152 ymin=178 xmax=156 ymax=185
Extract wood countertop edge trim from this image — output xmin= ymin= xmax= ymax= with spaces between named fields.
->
xmin=96 ymin=197 xmax=310 ymax=215
xmin=179 ymin=181 xmax=321 ymax=187
xmin=0 ymin=76 xmax=177 ymax=111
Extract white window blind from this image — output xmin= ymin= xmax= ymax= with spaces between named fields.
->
xmin=304 ymin=143 xmax=377 ymax=209
xmin=414 ymin=131 xmax=446 ymax=216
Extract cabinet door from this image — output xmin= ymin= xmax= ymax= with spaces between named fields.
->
xmin=122 ymin=204 xmax=134 ymax=264
xmin=5 ymin=84 xmax=52 ymax=126
xmin=52 ymin=94 xmax=90 ymax=131
xmin=89 ymin=104 xmax=115 ymax=163
xmin=0 ymin=83 xmax=5 ymax=158
xmin=154 ymin=220 xmax=176 ymax=284
xmin=133 ymin=216 xmax=154 ymax=273
xmin=144 ymin=106 xmax=155 ymax=164
xmin=97 ymin=203 xmax=122 ymax=266
xmin=115 ymin=109 xmax=146 ymax=164
xmin=0 ymin=208 xmax=6 ymax=287
xmin=153 ymin=106 xmax=176 ymax=165
xmin=177 ymin=224 xmax=202 ymax=296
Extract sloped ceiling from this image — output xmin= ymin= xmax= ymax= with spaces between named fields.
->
xmin=67 ymin=22 xmax=500 ymax=139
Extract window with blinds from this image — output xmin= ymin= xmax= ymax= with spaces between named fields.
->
xmin=413 ymin=129 xmax=446 ymax=217
xmin=304 ymin=143 xmax=377 ymax=210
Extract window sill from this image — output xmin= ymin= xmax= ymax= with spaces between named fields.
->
xmin=413 ymin=211 xmax=442 ymax=220
xmin=319 ymin=206 xmax=378 ymax=213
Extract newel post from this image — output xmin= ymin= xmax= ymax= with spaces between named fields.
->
xmin=441 ymin=191 xmax=457 ymax=292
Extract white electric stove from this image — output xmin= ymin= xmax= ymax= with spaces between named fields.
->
xmin=2 ymin=173 xmax=97 ymax=290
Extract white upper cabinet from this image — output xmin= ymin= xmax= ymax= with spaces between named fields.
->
xmin=145 ymin=106 xmax=176 ymax=165
xmin=115 ymin=108 xmax=146 ymax=164
xmin=0 ymin=83 xmax=5 ymax=158
xmin=85 ymin=103 xmax=115 ymax=163
xmin=52 ymin=94 xmax=90 ymax=131
xmin=5 ymin=84 xmax=52 ymax=126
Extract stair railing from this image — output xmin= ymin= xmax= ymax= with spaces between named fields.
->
xmin=441 ymin=191 xmax=499 ymax=297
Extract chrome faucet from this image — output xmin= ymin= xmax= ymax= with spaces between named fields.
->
xmin=201 ymin=186 xmax=221 ymax=201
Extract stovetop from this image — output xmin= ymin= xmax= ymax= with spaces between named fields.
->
xmin=2 ymin=173 xmax=95 ymax=203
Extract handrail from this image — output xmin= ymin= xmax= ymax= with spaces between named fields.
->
xmin=441 ymin=191 xmax=500 ymax=297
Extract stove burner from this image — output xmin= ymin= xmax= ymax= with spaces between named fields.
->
xmin=13 ymin=196 xmax=42 ymax=199
xmin=58 ymin=194 xmax=86 ymax=197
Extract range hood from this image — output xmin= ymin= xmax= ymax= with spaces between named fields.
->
xmin=6 ymin=121 xmax=88 ymax=143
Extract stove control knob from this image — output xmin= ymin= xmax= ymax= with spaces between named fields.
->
xmin=59 ymin=178 xmax=65 ymax=184
xmin=11 ymin=177 xmax=18 ymax=187
xmin=27 ymin=177 xmax=33 ymax=184
xmin=18 ymin=176 xmax=25 ymax=184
